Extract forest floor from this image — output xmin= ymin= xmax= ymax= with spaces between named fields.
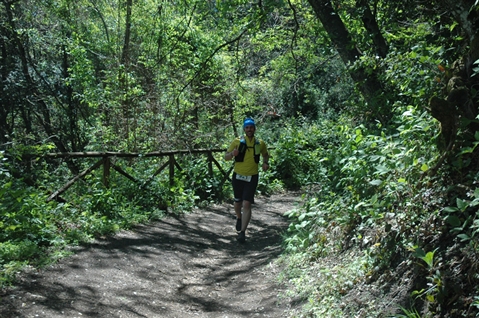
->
xmin=0 ymin=192 xmax=302 ymax=318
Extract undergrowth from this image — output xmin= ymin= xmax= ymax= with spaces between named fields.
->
xmin=277 ymin=108 xmax=479 ymax=317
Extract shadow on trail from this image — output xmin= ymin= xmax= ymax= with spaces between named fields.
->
xmin=1 ymin=194 xmax=298 ymax=317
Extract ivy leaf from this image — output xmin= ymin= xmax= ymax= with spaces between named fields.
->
xmin=421 ymin=250 xmax=436 ymax=268
xmin=470 ymin=197 xmax=479 ymax=207
xmin=472 ymin=59 xmax=479 ymax=77
xmin=445 ymin=215 xmax=461 ymax=227
xmin=449 ymin=21 xmax=458 ymax=31
xmin=412 ymin=247 xmax=426 ymax=258
xmin=369 ymin=179 xmax=383 ymax=186
xmin=456 ymin=198 xmax=468 ymax=211
xmin=375 ymin=165 xmax=390 ymax=175
xmin=443 ymin=206 xmax=459 ymax=213
xmin=458 ymin=147 xmax=475 ymax=155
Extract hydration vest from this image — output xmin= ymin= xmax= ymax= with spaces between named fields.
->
xmin=235 ymin=136 xmax=261 ymax=164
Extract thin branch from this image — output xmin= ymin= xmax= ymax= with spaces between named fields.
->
xmin=176 ymin=27 xmax=250 ymax=100
xmin=88 ymin=0 xmax=110 ymax=43
xmin=288 ymin=0 xmax=300 ymax=71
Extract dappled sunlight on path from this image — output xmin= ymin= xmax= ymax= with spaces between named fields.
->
xmin=0 ymin=193 xmax=301 ymax=318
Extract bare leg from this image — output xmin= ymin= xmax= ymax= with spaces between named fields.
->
xmin=234 ymin=201 xmax=242 ymax=219
xmin=241 ymin=200 xmax=252 ymax=232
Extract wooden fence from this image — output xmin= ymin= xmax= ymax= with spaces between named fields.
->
xmin=34 ymin=149 xmax=231 ymax=202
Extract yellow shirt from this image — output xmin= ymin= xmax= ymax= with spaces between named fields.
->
xmin=227 ymin=136 xmax=267 ymax=176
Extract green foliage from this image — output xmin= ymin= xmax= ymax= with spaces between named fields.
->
xmin=179 ymin=155 xmax=230 ymax=204
xmin=279 ymin=103 xmax=465 ymax=315
xmin=0 ymin=240 xmax=40 ymax=263
xmin=443 ymin=188 xmax=479 ymax=242
xmin=405 ymin=245 xmax=448 ymax=310
xmin=472 ymin=297 xmax=479 ymax=317
xmin=278 ymin=247 xmax=371 ymax=317
xmin=0 ymin=181 xmax=56 ymax=244
xmin=270 ymin=117 xmax=331 ymax=189
xmin=276 ymin=105 xmax=434 ymax=262
xmin=0 ymin=154 xmax=167 ymax=286
xmin=411 ymin=247 xmax=438 ymax=270
xmin=279 ymin=93 xmax=479 ymax=316
xmin=395 ymin=306 xmax=422 ymax=318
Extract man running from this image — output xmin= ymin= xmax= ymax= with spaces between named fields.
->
xmin=225 ymin=118 xmax=269 ymax=243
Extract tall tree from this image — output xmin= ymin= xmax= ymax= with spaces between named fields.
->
xmin=307 ymin=0 xmax=386 ymax=120
xmin=355 ymin=0 xmax=388 ymax=58
xmin=428 ymin=0 xmax=479 ymax=147
xmin=119 ymin=0 xmax=133 ymax=145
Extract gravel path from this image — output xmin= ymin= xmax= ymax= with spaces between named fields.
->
xmin=0 ymin=193 xmax=301 ymax=318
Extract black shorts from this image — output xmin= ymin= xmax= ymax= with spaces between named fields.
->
xmin=232 ymin=173 xmax=259 ymax=203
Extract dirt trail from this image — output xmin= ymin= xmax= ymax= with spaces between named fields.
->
xmin=0 ymin=192 xmax=301 ymax=318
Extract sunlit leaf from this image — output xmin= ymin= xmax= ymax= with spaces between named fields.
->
xmin=375 ymin=165 xmax=390 ymax=175
xmin=456 ymin=198 xmax=468 ymax=211
xmin=457 ymin=234 xmax=470 ymax=241
xmin=422 ymin=250 xmax=435 ymax=268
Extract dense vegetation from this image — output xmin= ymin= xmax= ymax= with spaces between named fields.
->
xmin=2 ymin=0 xmax=479 ymax=316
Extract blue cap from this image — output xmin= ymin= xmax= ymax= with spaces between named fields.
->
xmin=243 ymin=118 xmax=255 ymax=128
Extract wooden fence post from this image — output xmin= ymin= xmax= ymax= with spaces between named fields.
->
xmin=207 ymin=151 xmax=213 ymax=178
xmin=169 ymin=154 xmax=175 ymax=186
xmin=103 ymin=156 xmax=110 ymax=188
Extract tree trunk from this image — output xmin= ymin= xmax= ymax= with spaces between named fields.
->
xmin=120 ymin=0 xmax=133 ymax=145
xmin=3 ymin=0 xmax=79 ymax=174
xmin=428 ymin=0 xmax=479 ymax=147
xmin=0 ymin=23 xmax=11 ymax=144
xmin=356 ymin=0 xmax=389 ymax=58
xmin=307 ymin=0 xmax=386 ymax=120
xmin=62 ymin=43 xmax=78 ymax=152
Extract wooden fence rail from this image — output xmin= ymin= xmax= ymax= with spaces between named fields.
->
xmin=24 ymin=148 xmax=231 ymax=202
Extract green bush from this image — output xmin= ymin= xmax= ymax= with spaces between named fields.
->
xmin=270 ymin=117 xmax=332 ymax=190
xmin=280 ymin=106 xmax=456 ymax=316
xmin=0 ymin=240 xmax=40 ymax=263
